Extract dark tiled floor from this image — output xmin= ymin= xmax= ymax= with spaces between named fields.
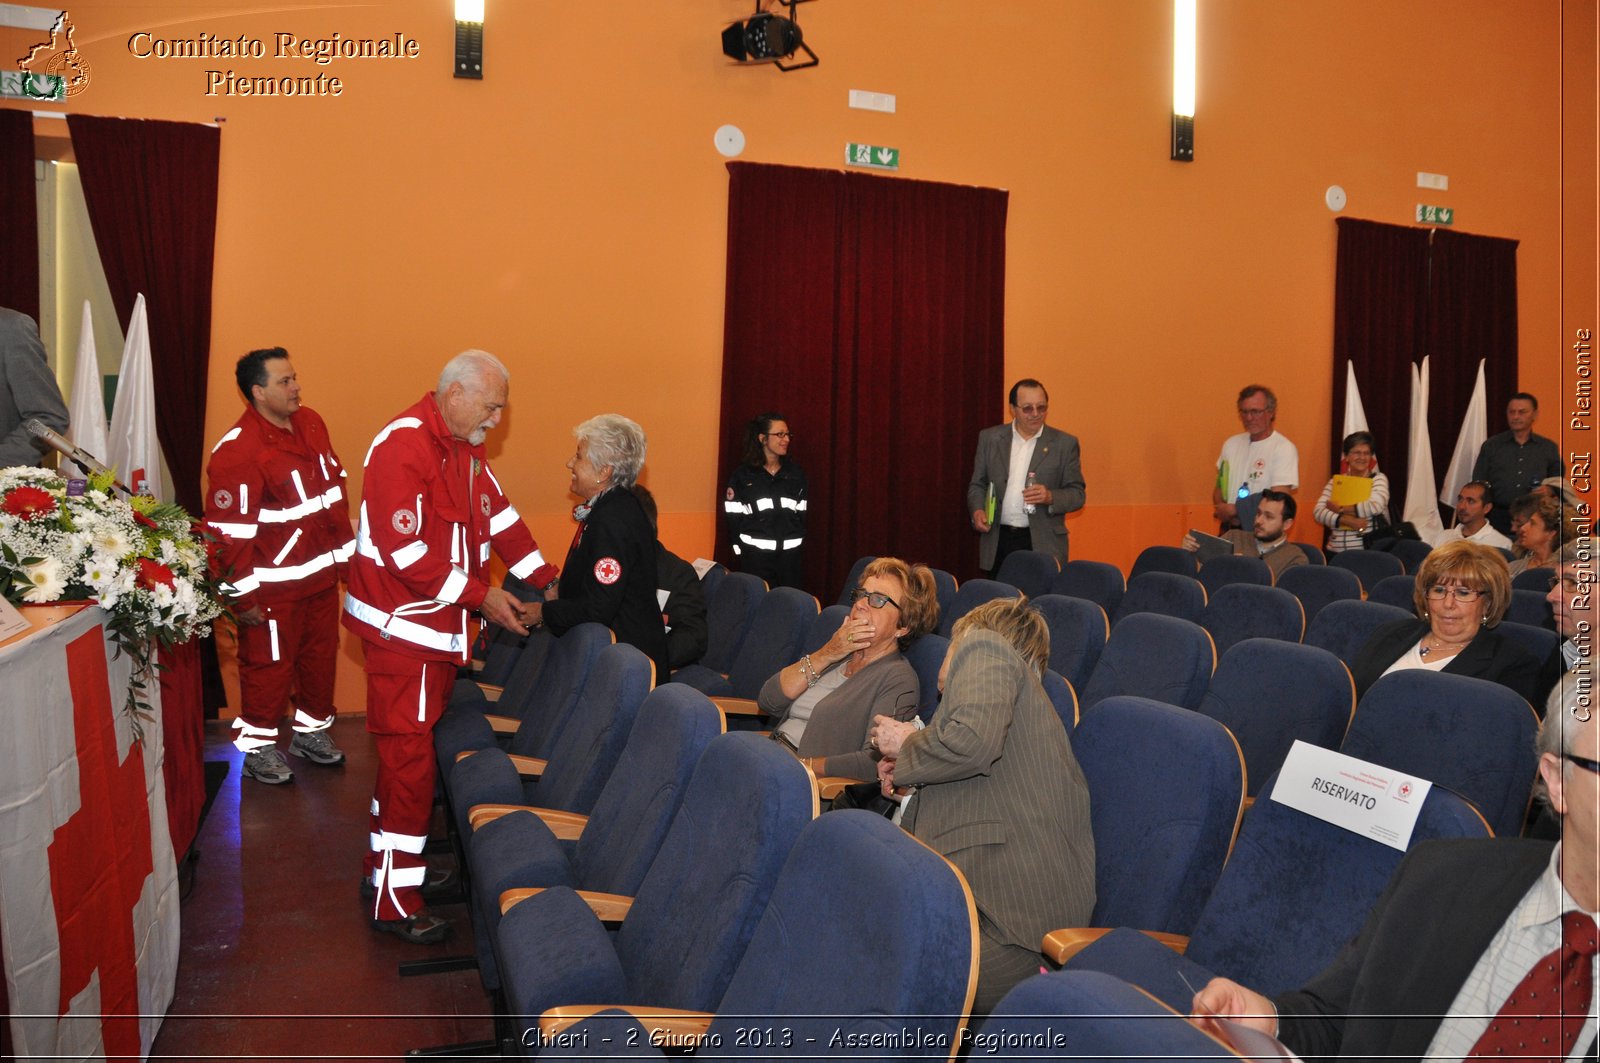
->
xmin=150 ymin=717 xmax=497 ymax=1060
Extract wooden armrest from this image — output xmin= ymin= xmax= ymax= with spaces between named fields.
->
xmin=575 ymin=890 xmax=635 ymax=923
xmin=710 ymin=696 xmax=762 ymax=717
xmin=1241 ymin=795 xmax=1256 ymax=813
xmin=1041 ymin=928 xmax=1191 ymax=966
xmin=532 ymin=808 xmax=590 ymax=840
xmin=815 ymin=775 xmax=865 ymax=802
xmin=478 ymin=683 xmax=505 ymax=703
xmin=509 ymin=754 xmax=547 ymax=777
xmin=469 ymin=658 xmax=486 ymax=673
xmin=483 ymin=712 xmax=520 ymax=734
xmin=501 ymin=887 xmax=635 ymax=923
xmin=540 ymin=1005 xmax=713 ymax=1047
xmin=469 ymin=804 xmax=527 ymax=830
xmin=469 ymin=804 xmax=590 ymax=837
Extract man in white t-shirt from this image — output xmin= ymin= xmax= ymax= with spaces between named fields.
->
xmin=1213 ymin=384 xmax=1298 ymax=531
xmin=1433 ymin=480 xmax=1514 ymax=550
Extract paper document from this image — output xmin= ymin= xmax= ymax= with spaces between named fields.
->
xmin=1329 ymin=474 xmax=1374 ymax=507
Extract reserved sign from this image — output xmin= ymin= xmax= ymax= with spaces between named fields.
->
xmin=1271 ymin=741 xmax=1432 ymax=851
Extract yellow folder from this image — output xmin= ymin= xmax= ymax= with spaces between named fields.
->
xmin=1330 ymin=474 xmax=1374 ymax=507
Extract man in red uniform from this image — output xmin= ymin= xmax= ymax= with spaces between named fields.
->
xmin=206 ymin=348 xmax=355 ymax=785
xmin=343 ymin=349 xmax=557 ymax=944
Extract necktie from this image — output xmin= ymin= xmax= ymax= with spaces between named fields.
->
xmin=1469 ymin=911 xmax=1599 ymax=1059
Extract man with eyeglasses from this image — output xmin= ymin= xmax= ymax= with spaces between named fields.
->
xmin=1195 ymin=671 xmax=1599 ymax=1063
xmin=966 ymin=378 xmax=1085 ymax=576
xmin=1473 ymin=393 xmax=1563 ymax=536
xmin=1213 ymin=384 xmax=1298 ymax=532
xmin=1539 ymin=540 xmax=1596 ymax=705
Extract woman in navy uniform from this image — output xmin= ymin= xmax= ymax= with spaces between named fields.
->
xmin=723 ymin=412 xmax=808 ymax=590
xmin=540 ymin=414 xmax=669 ymax=678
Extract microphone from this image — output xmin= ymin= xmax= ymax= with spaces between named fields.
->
xmin=23 ymin=419 xmax=132 ymax=494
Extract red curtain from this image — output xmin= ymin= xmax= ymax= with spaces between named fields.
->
xmin=1427 ymin=228 xmax=1519 ymax=443
xmin=67 ymin=114 xmax=222 ymax=854
xmin=1331 ymin=218 xmax=1431 ymax=510
xmin=718 ymin=163 xmax=1008 ymax=594
xmin=0 ymin=110 xmax=40 ymax=322
xmin=66 ymin=114 xmax=219 ymax=518
xmin=1331 ymin=217 xmax=1518 ymax=518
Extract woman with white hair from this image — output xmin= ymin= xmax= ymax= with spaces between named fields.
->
xmin=539 ymin=414 xmax=669 ymax=677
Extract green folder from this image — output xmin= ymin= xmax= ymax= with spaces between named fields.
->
xmin=985 ymin=482 xmax=996 ymax=524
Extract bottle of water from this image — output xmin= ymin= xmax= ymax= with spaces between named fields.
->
xmin=1024 ymin=470 xmax=1038 ymax=515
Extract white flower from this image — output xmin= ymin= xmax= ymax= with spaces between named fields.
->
xmin=20 ymin=556 xmax=64 ymax=603
xmin=82 ymin=554 xmax=122 ymax=591
xmin=151 ymin=582 xmax=175 ymax=609
xmin=91 ymin=526 xmax=133 ymax=559
xmin=98 ymin=567 xmax=136 ymax=610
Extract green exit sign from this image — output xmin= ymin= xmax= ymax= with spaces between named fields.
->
xmin=846 ymin=142 xmax=900 ymax=171
xmin=1416 ymin=203 xmax=1455 ymax=226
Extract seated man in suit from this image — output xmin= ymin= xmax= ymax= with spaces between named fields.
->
xmin=966 ymin=378 xmax=1085 ymax=577
xmin=1194 ymin=672 xmax=1598 ymax=1063
xmin=1540 ymin=540 xmax=1595 ymax=705
xmin=1181 ymin=489 xmax=1308 ymax=580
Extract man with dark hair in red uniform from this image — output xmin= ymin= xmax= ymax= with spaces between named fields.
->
xmin=343 ymin=349 xmax=557 ymax=944
xmin=206 ymin=347 xmax=355 ymax=785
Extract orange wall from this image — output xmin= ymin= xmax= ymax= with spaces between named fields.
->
xmin=6 ymin=0 xmax=1581 ymax=716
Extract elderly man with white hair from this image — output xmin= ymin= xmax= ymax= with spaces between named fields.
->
xmin=344 ymin=350 xmax=558 ymax=944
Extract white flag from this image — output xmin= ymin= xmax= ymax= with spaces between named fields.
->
xmin=106 ymin=294 xmax=165 ymax=500
xmin=65 ymin=300 xmax=109 ymax=466
xmin=1402 ymin=358 xmax=1445 ymax=542
xmin=1438 ymin=359 xmax=1488 ymax=515
xmin=1342 ymin=361 xmax=1371 ymax=438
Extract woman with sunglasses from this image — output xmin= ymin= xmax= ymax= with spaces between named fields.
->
xmin=724 ymin=412 xmax=808 ymax=589
xmin=757 ymin=557 xmax=939 ymax=782
xmin=1349 ymin=539 xmax=1540 ymax=703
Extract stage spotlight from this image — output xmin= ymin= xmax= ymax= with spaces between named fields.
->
xmin=722 ymin=1 xmax=819 ymax=71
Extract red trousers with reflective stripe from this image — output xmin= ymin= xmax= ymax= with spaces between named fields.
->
xmin=362 ymin=643 xmax=456 ymax=921
xmin=235 ymin=586 xmax=339 ymax=738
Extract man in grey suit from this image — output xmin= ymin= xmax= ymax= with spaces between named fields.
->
xmin=0 ymin=308 xmax=69 ymax=468
xmin=966 ymin=378 xmax=1086 ymax=576
xmin=871 ymin=598 xmax=1096 ymax=1015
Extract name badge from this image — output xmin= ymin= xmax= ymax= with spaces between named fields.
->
xmin=1271 ymin=740 xmax=1432 ymax=851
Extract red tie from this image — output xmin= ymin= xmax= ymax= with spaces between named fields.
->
xmin=1470 ymin=912 xmax=1599 ymax=1059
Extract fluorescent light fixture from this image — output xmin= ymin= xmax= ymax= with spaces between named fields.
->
xmin=454 ymin=0 xmax=482 ymax=78
xmin=1171 ymin=0 xmax=1196 ymax=161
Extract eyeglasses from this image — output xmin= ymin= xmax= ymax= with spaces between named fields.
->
xmin=1014 ymin=404 xmax=1048 ymax=416
xmin=1426 ymin=585 xmax=1484 ymax=602
xmin=765 ymin=431 xmax=792 ymax=439
xmin=848 ymin=587 xmax=901 ymax=611
xmin=1564 ymin=753 xmax=1600 ymax=775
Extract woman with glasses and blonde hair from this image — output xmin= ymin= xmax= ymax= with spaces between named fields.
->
xmin=757 ymin=557 xmax=938 ymax=782
xmin=1349 ymin=539 xmax=1540 ymax=703
xmin=724 ymin=412 xmax=808 ymax=589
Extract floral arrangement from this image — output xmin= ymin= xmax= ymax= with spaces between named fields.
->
xmin=0 ymin=465 xmax=226 ymax=741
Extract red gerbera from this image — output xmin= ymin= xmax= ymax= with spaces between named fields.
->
xmin=134 ymin=557 xmax=177 ymax=590
xmin=132 ymin=511 xmax=160 ymax=529
xmin=1 ymin=485 xmax=58 ymax=521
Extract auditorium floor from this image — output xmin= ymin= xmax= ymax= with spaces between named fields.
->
xmin=150 ymin=715 xmax=497 ymax=1061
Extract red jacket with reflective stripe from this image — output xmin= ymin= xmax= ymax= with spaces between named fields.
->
xmin=341 ymin=392 xmax=557 ymax=663
xmin=204 ymin=404 xmax=354 ymax=611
